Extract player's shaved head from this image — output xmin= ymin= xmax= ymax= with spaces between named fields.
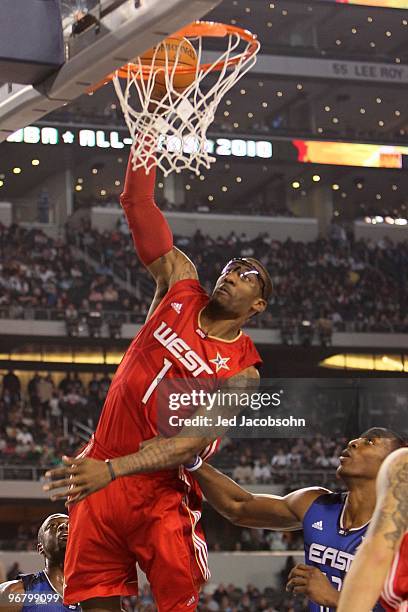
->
xmin=361 ymin=427 xmax=407 ymax=451
xmin=38 ymin=513 xmax=68 ymax=544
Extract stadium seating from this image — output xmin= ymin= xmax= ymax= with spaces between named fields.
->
xmin=1 ymin=222 xmax=407 ymax=335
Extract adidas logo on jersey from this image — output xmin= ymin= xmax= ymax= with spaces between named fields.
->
xmin=171 ymin=302 xmax=183 ymax=314
xmin=312 ymin=520 xmax=323 ymax=531
xmin=186 ymin=595 xmax=196 ymax=607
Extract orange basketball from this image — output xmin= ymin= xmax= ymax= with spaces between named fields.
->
xmin=139 ymin=36 xmax=198 ymax=99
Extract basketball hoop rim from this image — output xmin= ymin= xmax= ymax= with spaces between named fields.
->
xmin=113 ymin=21 xmax=260 ymax=81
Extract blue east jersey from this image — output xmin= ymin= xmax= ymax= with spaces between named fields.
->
xmin=19 ymin=571 xmax=80 ymax=612
xmin=303 ymin=492 xmax=384 ymax=612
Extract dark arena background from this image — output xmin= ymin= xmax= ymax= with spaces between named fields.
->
xmin=0 ymin=1 xmax=407 ymax=611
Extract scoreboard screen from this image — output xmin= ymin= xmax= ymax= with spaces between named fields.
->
xmin=335 ymin=0 xmax=408 ymax=7
xmin=292 ymin=140 xmax=408 ymax=169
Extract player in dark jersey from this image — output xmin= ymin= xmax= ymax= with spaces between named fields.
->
xmin=184 ymin=428 xmax=405 ymax=612
xmin=44 ymin=151 xmax=273 ymax=612
xmin=0 ymin=514 xmax=80 ymax=612
xmin=338 ymin=447 xmax=408 ymax=612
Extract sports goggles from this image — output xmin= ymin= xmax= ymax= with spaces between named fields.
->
xmin=220 ymin=258 xmax=266 ymax=300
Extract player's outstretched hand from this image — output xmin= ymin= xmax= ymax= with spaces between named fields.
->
xmin=43 ymin=456 xmax=112 ymax=506
xmin=286 ymin=563 xmax=339 ymax=608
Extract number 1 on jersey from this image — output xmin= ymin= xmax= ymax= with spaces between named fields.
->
xmin=142 ymin=358 xmax=173 ymax=404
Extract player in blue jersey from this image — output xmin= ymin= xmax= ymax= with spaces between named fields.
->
xmin=190 ymin=428 xmax=406 ymax=611
xmin=0 ymin=514 xmax=80 ymax=612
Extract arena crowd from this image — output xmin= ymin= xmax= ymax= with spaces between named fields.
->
xmin=1 ymin=223 xmax=407 ymax=335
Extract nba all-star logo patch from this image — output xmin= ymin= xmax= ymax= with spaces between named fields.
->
xmin=210 ymin=351 xmax=230 ymax=372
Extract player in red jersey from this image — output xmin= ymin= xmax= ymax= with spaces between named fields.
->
xmin=44 ymin=150 xmax=272 ymax=612
xmin=338 ymin=447 xmax=408 ymax=612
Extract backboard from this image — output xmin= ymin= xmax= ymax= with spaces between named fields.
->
xmin=0 ymin=0 xmax=222 ymax=142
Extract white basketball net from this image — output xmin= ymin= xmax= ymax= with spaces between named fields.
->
xmin=112 ymin=23 xmax=260 ymax=176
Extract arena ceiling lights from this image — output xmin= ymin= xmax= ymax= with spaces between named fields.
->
xmin=0 ymin=347 xmax=124 ymax=365
xmin=320 ymin=353 xmax=408 ymax=371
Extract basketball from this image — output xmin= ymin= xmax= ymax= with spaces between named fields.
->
xmin=139 ymin=36 xmax=198 ymax=99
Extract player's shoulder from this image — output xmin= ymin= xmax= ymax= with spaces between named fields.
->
xmin=222 ymin=365 xmax=260 ymax=388
xmin=311 ymin=490 xmax=344 ymax=506
xmin=285 ymin=486 xmax=332 ymax=521
xmin=167 ymin=277 xmax=207 ymax=299
xmin=289 ymin=485 xmax=332 ymax=502
xmin=233 ymin=365 xmax=260 ymax=380
xmin=0 ymin=579 xmax=25 ymax=595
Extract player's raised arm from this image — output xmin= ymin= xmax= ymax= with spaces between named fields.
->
xmin=337 ymin=447 xmax=408 ymax=612
xmin=193 ymin=462 xmax=328 ymax=530
xmin=120 ymin=151 xmax=198 ymax=294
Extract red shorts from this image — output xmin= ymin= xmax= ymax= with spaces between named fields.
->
xmin=64 ymin=468 xmax=208 ymax=611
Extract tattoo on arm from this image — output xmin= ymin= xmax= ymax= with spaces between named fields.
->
xmin=172 ymin=260 xmax=196 ymax=283
xmin=113 ymin=368 xmax=259 ymax=476
xmin=372 ymin=454 xmax=408 ymax=550
xmin=115 ymin=437 xmax=180 ymax=476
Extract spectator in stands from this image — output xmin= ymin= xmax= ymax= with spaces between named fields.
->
xmin=279 ymin=317 xmax=295 ymax=345
xmin=2 ymin=371 xmax=21 ymax=402
xmin=6 ymin=562 xmax=21 ymax=581
xmin=253 ymin=455 xmax=271 ymax=483
xmin=88 ymin=374 xmax=100 ymax=398
xmin=27 ymin=373 xmax=41 ymax=401
xmin=65 ymin=303 xmax=80 ymax=336
xmin=2 ymin=223 xmax=408 ymax=335
xmin=271 ymin=448 xmax=289 ymax=468
xmin=58 ymin=373 xmax=73 ymax=394
xmin=87 ymin=302 xmax=103 ymax=337
xmin=37 ymin=375 xmax=54 ymax=416
xmin=298 ymin=319 xmax=314 ymax=346
xmin=49 ymin=391 xmax=62 ymax=428
xmin=317 ymin=311 xmax=333 ymax=346
xmin=232 ymin=455 xmax=254 ymax=484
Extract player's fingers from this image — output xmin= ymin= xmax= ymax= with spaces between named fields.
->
xmin=64 ymin=485 xmax=87 ymax=502
xmin=50 ymin=489 xmax=71 ymax=501
xmin=62 ymin=455 xmax=83 ymax=465
xmin=44 ymin=478 xmax=71 ymax=492
xmin=50 ymin=481 xmax=88 ymax=501
xmin=287 ymin=566 xmax=299 ymax=580
xmin=44 ymin=466 xmax=68 ymax=479
xmin=287 ymin=567 xmax=309 ymax=581
xmin=292 ymin=567 xmax=310 ymax=578
xmin=292 ymin=585 xmax=308 ymax=594
xmin=286 ymin=577 xmax=307 ymax=591
xmin=45 ymin=464 xmax=81 ymax=480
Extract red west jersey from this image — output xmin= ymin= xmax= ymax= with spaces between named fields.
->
xmin=88 ymin=279 xmax=262 ymax=459
xmin=381 ymin=533 xmax=408 ymax=611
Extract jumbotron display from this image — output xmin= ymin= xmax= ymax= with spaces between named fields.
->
xmin=293 ymin=139 xmax=408 ymax=169
xmin=335 ymin=0 xmax=408 ymax=7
